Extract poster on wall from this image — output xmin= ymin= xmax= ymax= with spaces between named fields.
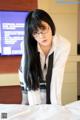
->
xmin=0 ymin=11 xmax=29 ymax=56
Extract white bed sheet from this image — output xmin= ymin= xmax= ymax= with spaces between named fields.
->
xmin=0 ymin=101 xmax=80 ymax=120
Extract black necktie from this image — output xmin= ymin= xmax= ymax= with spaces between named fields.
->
xmin=46 ymin=52 xmax=54 ymax=104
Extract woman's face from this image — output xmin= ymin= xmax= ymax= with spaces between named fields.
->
xmin=32 ymin=21 xmax=53 ymax=47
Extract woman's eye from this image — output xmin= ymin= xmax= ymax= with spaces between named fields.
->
xmin=33 ymin=32 xmax=37 ymax=35
xmin=41 ymin=26 xmax=46 ymax=30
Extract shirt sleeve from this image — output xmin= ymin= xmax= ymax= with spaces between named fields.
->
xmin=50 ymin=40 xmax=71 ymax=105
xmin=18 ymin=54 xmax=26 ymax=89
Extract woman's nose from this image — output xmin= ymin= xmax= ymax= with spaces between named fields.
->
xmin=38 ymin=33 xmax=45 ymax=38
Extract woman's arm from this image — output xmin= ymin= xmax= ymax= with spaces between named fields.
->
xmin=50 ymin=39 xmax=71 ymax=105
xmin=18 ymin=55 xmax=41 ymax=105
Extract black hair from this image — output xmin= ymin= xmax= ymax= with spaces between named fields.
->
xmin=24 ymin=9 xmax=56 ymax=90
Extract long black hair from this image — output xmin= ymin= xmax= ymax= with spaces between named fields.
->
xmin=24 ymin=9 xmax=56 ymax=90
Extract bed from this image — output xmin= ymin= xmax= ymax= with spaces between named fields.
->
xmin=0 ymin=101 xmax=80 ymax=120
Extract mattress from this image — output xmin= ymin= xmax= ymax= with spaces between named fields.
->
xmin=0 ymin=101 xmax=80 ymax=120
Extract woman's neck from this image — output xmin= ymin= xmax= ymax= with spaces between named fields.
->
xmin=39 ymin=43 xmax=52 ymax=58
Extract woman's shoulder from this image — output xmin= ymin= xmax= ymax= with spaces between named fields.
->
xmin=55 ymin=34 xmax=71 ymax=50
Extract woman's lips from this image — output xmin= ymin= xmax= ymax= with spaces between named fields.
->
xmin=42 ymin=40 xmax=47 ymax=43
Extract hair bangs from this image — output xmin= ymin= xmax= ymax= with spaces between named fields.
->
xmin=28 ymin=18 xmax=45 ymax=35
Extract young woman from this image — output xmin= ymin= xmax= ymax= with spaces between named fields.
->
xmin=19 ymin=9 xmax=71 ymax=105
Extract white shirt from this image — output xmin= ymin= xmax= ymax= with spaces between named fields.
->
xmin=19 ymin=34 xmax=71 ymax=105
